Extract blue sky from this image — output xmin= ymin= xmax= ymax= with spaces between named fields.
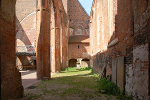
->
xmin=78 ymin=0 xmax=93 ymax=16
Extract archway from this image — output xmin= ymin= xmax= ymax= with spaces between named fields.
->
xmin=69 ymin=59 xmax=77 ymax=67
xmin=74 ymin=25 xmax=84 ymax=35
xmin=81 ymin=59 xmax=90 ymax=67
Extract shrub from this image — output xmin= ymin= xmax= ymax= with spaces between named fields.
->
xmin=97 ymin=78 xmax=133 ymax=99
xmin=97 ymin=78 xmax=120 ymax=95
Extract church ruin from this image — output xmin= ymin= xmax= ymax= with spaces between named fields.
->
xmin=1 ymin=0 xmax=150 ymax=100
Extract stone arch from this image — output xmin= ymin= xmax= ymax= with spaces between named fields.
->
xmin=74 ymin=24 xmax=84 ymax=35
xmin=69 ymin=59 xmax=77 ymax=67
xmin=81 ymin=58 xmax=90 ymax=67
xmin=15 ymin=0 xmax=37 ymax=71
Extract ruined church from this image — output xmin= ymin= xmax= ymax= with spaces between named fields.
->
xmin=1 ymin=0 xmax=150 ymax=100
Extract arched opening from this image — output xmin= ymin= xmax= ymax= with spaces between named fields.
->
xmin=69 ymin=59 xmax=77 ymax=67
xmin=15 ymin=0 xmax=36 ymax=70
xmin=81 ymin=59 xmax=90 ymax=67
xmin=75 ymin=25 xmax=84 ymax=35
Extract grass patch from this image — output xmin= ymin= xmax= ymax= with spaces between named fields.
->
xmin=26 ymin=93 xmax=42 ymax=100
xmin=79 ymin=66 xmax=92 ymax=71
xmin=97 ymin=78 xmax=120 ymax=95
xmin=97 ymin=78 xmax=133 ymax=100
xmin=24 ymin=67 xmax=119 ymax=100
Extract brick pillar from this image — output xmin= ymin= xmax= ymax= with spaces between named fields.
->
xmin=55 ymin=27 xmax=61 ymax=72
xmin=36 ymin=0 xmax=51 ymax=79
xmin=53 ymin=0 xmax=61 ymax=72
xmin=1 ymin=0 xmax=23 ymax=99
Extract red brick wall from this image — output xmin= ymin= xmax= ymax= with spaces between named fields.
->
xmin=68 ymin=0 xmax=90 ymax=66
xmin=68 ymin=0 xmax=89 ymax=29
xmin=90 ymin=0 xmax=150 ymax=99
xmin=68 ymin=0 xmax=89 ymax=36
xmin=50 ymin=0 xmax=69 ymax=72
xmin=68 ymin=43 xmax=90 ymax=60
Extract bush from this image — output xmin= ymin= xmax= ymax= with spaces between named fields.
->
xmin=97 ymin=78 xmax=120 ymax=95
xmin=97 ymin=78 xmax=133 ymax=99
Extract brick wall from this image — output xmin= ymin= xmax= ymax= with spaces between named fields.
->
xmin=68 ymin=0 xmax=90 ymax=66
xmin=131 ymin=0 xmax=150 ymax=99
xmin=49 ymin=0 xmax=69 ymax=72
xmin=68 ymin=0 xmax=89 ymax=36
xmin=68 ymin=43 xmax=90 ymax=60
xmin=90 ymin=0 xmax=150 ymax=99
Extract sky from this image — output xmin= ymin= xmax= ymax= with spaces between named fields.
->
xmin=78 ymin=0 xmax=93 ymax=16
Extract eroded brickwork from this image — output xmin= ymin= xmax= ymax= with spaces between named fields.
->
xmin=1 ymin=0 xmax=149 ymax=100
xmin=131 ymin=1 xmax=150 ymax=99
xmin=90 ymin=0 xmax=150 ymax=99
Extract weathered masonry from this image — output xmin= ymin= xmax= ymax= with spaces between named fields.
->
xmin=90 ymin=0 xmax=150 ymax=99
xmin=1 ymin=0 xmax=69 ymax=99
xmin=1 ymin=0 xmax=150 ymax=100
xmin=68 ymin=0 xmax=90 ymax=68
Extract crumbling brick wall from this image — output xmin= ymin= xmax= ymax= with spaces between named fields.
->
xmin=90 ymin=0 xmax=150 ymax=99
xmin=131 ymin=0 xmax=150 ymax=99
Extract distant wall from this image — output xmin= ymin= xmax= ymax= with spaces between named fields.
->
xmin=68 ymin=43 xmax=90 ymax=60
xmin=68 ymin=0 xmax=89 ymax=36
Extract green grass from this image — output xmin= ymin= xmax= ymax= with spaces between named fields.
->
xmin=97 ymin=78 xmax=133 ymax=100
xmin=97 ymin=78 xmax=120 ymax=95
xmin=26 ymin=93 xmax=42 ymax=100
xmin=24 ymin=67 xmax=119 ymax=100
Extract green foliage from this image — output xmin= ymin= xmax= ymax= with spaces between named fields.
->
xmin=97 ymin=78 xmax=133 ymax=100
xmin=79 ymin=67 xmax=92 ymax=71
xmin=97 ymin=78 xmax=120 ymax=95
xmin=117 ymin=92 xmax=133 ymax=100
xmin=64 ymin=67 xmax=78 ymax=72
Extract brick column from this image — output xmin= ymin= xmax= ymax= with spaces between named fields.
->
xmin=53 ymin=0 xmax=61 ymax=72
xmin=36 ymin=0 xmax=51 ymax=79
xmin=1 ymin=0 xmax=23 ymax=99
